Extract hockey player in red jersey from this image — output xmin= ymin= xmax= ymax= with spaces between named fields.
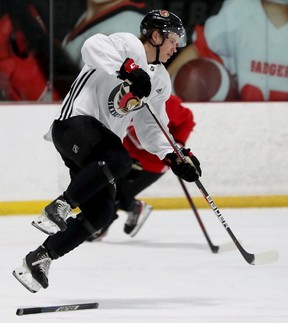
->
xmin=0 ymin=0 xmax=78 ymax=101
xmin=0 ymin=2 xmax=59 ymax=101
xmin=88 ymin=94 xmax=195 ymax=240
xmin=13 ymin=10 xmax=201 ymax=293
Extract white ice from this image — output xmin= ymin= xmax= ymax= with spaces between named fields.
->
xmin=0 ymin=207 xmax=287 ymax=323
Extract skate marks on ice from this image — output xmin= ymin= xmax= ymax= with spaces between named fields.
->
xmin=1 ymin=208 xmax=287 ymax=323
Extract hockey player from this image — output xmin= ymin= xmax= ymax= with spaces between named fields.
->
xmin=12 ymin=9 xmax=202 ymax=293
xmin=0 ymin=0 xmax=79 ymax=101
xmin=88 ymin=94 xmax=195 ymax=241
xmin=168 ymin=0 xmax=288 ymax=101
xmin=63 ymin=0 xmax=148 ymax=68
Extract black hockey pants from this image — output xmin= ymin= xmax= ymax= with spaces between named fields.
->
xmin=44 ymin=116 xmax=132 ymax=258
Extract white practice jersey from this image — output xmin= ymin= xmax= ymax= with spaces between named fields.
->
xmin=195 ymin=0 xmax=288 ymax=100
xmin=63 ymin=11 xmax=144 ymax=67
xmin=56 ymin=32 xmax=173 ymax=160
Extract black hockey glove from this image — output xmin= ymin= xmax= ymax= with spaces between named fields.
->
xmin=164 ymin=148 xmax=202 ymax=182
xmin=118 ymin=58 xmax=151 ymax=99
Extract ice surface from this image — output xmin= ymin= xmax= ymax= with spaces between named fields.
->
xmin=0 ymin=207 xmax=287 ymax=322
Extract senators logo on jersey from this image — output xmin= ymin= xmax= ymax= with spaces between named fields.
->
xmin=108 ymin=82 xmax=145 ymax=118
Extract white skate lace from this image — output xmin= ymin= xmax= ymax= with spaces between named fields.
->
xmin=32 ymin=256 xmax=51 ymax=276
xmin=56 ymin=200 xmax=71 ymax=220
xmin=126 ymin=202 xmax=142 ymax=226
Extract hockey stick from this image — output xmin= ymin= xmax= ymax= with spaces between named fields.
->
xmin=178 ymin=177 xmax=237 ymax=253
xmin=144 ymin=102 xmax=279 ymax=265
xmin=16 ymin=302 xmax=99 ymax=315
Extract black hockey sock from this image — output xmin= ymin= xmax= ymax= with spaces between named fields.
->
xmin=43 ymin=186 xmax=116 ymax=258
xmin=65 ymin=160 xmax=112 ymax=207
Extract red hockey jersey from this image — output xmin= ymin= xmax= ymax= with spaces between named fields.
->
xmin=123 ymin=95 xmax=195 ymax=173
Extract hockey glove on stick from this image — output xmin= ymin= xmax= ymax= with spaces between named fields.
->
xmin=118 ymin=58 xmax=151 ymax=99
xmin=165 ymin=148 xmax=201 ymax=182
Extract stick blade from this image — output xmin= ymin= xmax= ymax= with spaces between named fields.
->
xmin=254 ymin=250 xmax=279 ymax=265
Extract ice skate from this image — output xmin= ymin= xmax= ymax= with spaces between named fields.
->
xmin=32 ymin=195 xmax=72 ymax=235
xmin=124 ymin=200 xmax=153 ymax=237
xmin=12 ymin=245 xmax=52 ymax=293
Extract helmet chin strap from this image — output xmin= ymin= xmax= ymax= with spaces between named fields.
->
xmin=153 ymin=46 xmax=161 ymax=64
xmin=149 ymin=38 xmax=165 ymax=64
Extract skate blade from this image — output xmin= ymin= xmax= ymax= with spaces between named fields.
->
xmin=13 ymin=263 xmax=42 ymax=293
xmin=130 ymin=205 xmax=153 ymax=237
xmin=31 ymin=215 xmax=60 ymax=235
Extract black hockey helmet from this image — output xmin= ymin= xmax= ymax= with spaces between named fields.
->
xmin=140 ymin=9 xmax=187 ymax=48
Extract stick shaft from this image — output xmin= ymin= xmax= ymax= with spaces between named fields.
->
xmin=16 ymin=302 xmax=99 ymax=315
xmin=194 ymin=180 xmax=255 ymax=263
xmin=145 ymin=103 xmax=255 ymax=264
xmin=178 ymin=177 xmax=219 ymax=253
